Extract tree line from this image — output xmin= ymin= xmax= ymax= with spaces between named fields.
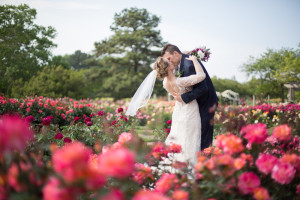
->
xmin=1 ymin=4 xmax=299 ymax=101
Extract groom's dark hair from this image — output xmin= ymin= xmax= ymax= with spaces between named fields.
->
xmin=161 ymin=44 xmax=182 ymax=56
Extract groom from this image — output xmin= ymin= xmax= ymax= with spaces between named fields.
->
xmin=161 ymin=44 xmax=218 ymax=150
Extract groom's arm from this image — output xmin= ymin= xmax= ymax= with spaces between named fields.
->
xmin=181 ymin=60 xmax=208 ymax=104
xmin=181 ymin=80 xmax=208 ymax=104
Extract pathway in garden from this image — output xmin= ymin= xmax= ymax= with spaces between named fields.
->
xmin=135 ymin=126 xmax=156 ymax=145
xmin=136 ymin=126 xmax=216 ymax=147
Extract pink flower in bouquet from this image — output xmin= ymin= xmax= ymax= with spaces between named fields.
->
xmin=53 ymin=142 xmax=92 ymax=182
xmin=0 ymin=115 xmax=34 ymax=155
xmin=166 ymin=120 xmax=172 ymax=125
xmin=54 ymin=133 xmax=63 ymax=140
xmin=215 ymin=133 xmax=244 ymax=154
xmin=118 ymin=132 xmax=133 ymax=144
xmin=271 ymin=161 xmax=295 ymax=184
xmin=255 ymin=153 xmax=278 ymax=175
xmin=133 ymin=190 xmax=172 ymax=200
xmin=98 ymin=189 xmax=125 ymax=200
xmin=74 ymin=116 xmax=80 ymax=122
xmin=240 ymin=123 xmax=268 ymax=145
xmin=98 ymin=147 xmax=136 ymax=179
xmin=168 ymin=142 xmax=182 ymax=153
xmin=155 ymin=173 xmax=179 ymax=193
xmin=172 ymin=189 xmax=189 ymax=200
xmin=253 ymin=187 xmax=270 ymax=200
xmin=117 ymin=107 xmax=124 ymax=113
xmin=271 ymin=124 xmax=292 ymax=142
xmin=238 ymin=172 xmax=261 ymax=194
xmin=43 ymin=177 xmax=75 ymax=200
xmin=132 ymin=163 xmax=153 ymax=185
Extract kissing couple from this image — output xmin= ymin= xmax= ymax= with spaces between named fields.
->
xmin=126 ymin=44 xmax=218 ymax=165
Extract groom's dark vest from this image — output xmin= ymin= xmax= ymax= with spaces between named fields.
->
xmin=179 ymin=54 xmax=218 ymax=150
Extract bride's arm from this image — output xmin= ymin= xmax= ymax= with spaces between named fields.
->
xmin=186 ymin=55 xmax=205 ymax=74
xmin=176 ymin=56 xmax=206 ymax=87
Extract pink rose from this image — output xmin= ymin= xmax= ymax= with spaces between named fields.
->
xmin=98 ymin=147 xmax=135 ymax=179
xmin=238 ymin=172 xmax=260 ymax=194
xmin=0 ymin=115 xmax=34 ymax=155
xmin=118 ymin=132 xmax=133 ymax=144
xmin=271 ymin=124 xmax=292 ymax=142
xmin=255 ymin=153 xmax=278 ymax=175
xmin=240 ymin=123 xmax=268 ymax=145
xmin=271 ymin=161 xmax=295 ymax=184
xmin=155 ymin=173 xmax=179 ymax=193
xmin=133 ymin=190 xmax=172 ymax=200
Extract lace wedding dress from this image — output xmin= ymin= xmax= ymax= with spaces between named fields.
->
xmin=163 ymin=72 xmax=206 ymax=166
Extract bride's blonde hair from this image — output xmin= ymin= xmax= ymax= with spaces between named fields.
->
xmin=153 ymin=57 xmax=169 ymax=80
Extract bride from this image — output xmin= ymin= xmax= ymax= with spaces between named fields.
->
xmin=126 ymin=55 xmax=206 ymax=165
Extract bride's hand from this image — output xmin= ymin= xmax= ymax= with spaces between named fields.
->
xmin=186 ymin=55 xmax=198 ymax=62
xmin=172 ymin=92 xmax=184 ymax=103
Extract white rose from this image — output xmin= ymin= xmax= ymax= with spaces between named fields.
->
xmin=198 ymin=50 xmax=205 ymax=59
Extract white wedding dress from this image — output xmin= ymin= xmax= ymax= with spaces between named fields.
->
xmin=163 ymin=72 xmax=206 ymax=166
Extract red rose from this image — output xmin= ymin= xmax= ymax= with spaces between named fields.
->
xmin=63 ymin=137 xmax=72 ymax=143
xmin=42 ymin=117 xmax=51 ymax=126
xmin=84 ymin=117 xmax=91 ymax=123
xmin=25 ymin=115 xmax=35 ymax=123
xmin=98 ymin=111 xmax=105 ymax=116
xmin=54 ymin=133 xmax=63 ymax=140
xmin=86 ymin=121 xmax=93 ymax=126
xmin=165 ymin=128 xmax=171 ymax=134
xmin=166 ymin=120 xmax=172 ymax=125
xmin=117 ymin=108 xmax=123 ymax=113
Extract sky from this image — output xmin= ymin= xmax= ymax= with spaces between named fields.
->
xmin=2 ymin=0 xmax=300 ymax=83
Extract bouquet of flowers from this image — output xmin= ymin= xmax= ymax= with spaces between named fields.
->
xmin=188 ymin=46 xmax=211 ymax=62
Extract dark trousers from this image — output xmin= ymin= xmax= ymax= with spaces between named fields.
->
xmin=200 ymin=112 xmax=215 ymax=150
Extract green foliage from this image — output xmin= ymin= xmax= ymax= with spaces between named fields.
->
xmin=49 ymin=55 xmax=70 ymax=69
xmin=11 ymin=65 xmax=87 ymax=99
xmin=0 ymin=4 xmax=56 ymax=95
xmin=68 ymin=50 xmax=92 ymax=70
xmin=241 ymin=45 xmax=300 ymax=99
xmin=211 ymin=76 xmax=251 ymax=98
xmin=93 ymin=7 xmax=165 ymax=99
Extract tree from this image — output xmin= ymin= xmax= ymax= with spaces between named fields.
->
xmin=0 ymin=4 xmax=57 ymax=95
xmin=50 ymin=55 xmax=70 ymax=69
xmin=241 ymin=45 xmax=300 ymax=100
xmin=93 ymin=7 xmax=165 ymax=99
xmin=11 ymin=65 xmax=87 ymax=99
xmin=68 ymin=50 xmax=91 ymax=70
xmin=211 ymin=76 xmax=251 ymax=98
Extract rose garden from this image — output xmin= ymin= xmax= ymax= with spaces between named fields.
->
xmin=1 ymin=3 xmax=300 ymax=200
xmin=0 ymin=95 xmax=299 ymax=199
